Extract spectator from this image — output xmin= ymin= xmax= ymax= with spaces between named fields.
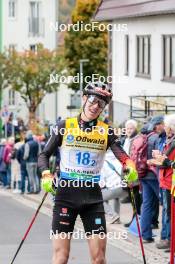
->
xmin=3 ymin=113 xmax=13 ymax=138
xmin=148 ymin=115 xmax=165 ymax=229
xmin=0 ymin=138 xmax=7 ymax=186
xmin=153 ymin=117 xmax=166 ymax=235
xmin=3 ymin=137 xmax=14 ymax=189
xmin=16 ymin=138 xmax=30 ymax=194
xmin=152 ymin=114 xmax=175 ymax=250
xmin=56 ymin=116 xmax=62 ymax=123
xmin=140 ymin=116 xmax=161 ymax=243
xmin=17 ymin=117 xmax=27 ymax=134
xmin=39 ymin=135 xmax=47 ymax=151
xmin=24 ymin=131 xmax=40 ymax=194
xmin=11 ymin=136 xmax=23 ymax=193
xmin=120 ymin=119 xmax=141 ymax=227
xmin=100 ymin=150 xmax=128 ymax=224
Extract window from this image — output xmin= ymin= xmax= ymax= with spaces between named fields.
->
xmin=30 ymin=2 xmax=40 ymax=20
xmin=9 ymin=44 xmax=17 ymax=53
xmin=125 ymin=35 xmax=129 ymax=75
xmin=30 ymin=44 xmax=37 ymax=51
xmin=163 ymin=35 xmax=175 ymax=82
xmin=9 ymin=0 xmax=16 ymax=18
xmin=9 ymin=90 xmax=15 ymax=105
xmin=136 ymin=35 xmax=151 ymax=77
xmin=29 ymin=1 xmax=44 ymax=37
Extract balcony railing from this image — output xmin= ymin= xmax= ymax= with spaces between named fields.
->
xmin=130 ymin=96 xmax=175 ymax=120
xmin=28 ymin=17 xmax=45 ymax=37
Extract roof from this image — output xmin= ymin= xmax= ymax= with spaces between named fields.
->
xmin=94 ymin=0 xmax=175 ymax=21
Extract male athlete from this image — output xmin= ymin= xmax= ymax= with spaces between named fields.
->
xmin=38 ymin=82 xmax=138 ymax=264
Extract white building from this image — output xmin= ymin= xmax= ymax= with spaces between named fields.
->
xmin=95 ymin=0 xmax=175 ymax=124
xmin=1 ymin=0 xmax=75 ymax=124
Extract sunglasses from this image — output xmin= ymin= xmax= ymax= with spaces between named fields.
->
xmin=87 ymin=95 xmax=106 ymax=109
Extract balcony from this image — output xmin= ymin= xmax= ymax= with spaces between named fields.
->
xmin=28 ymin=17 xmax=45 ymax=37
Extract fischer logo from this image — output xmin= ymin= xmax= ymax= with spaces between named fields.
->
xmin=76 ymin=136 xmax=105 ymax=144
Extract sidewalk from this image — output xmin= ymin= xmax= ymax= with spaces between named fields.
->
xmin=1 ymin=188 xmax=170 ymax=264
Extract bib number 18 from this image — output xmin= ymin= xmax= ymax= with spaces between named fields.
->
xmin=76 ymin=152 xmax=96 ymax=166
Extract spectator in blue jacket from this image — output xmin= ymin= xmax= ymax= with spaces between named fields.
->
xmin=16 ymin=139 xmax=30 ymax=194
xmin=23 ymin=131 xmax=40 ymax=194
xmin=140 ymin=116 xmax=164 ymax=243
xmin=148 ymin=116 xmax=165 ymax=231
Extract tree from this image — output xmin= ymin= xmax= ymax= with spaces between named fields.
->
xmin=64 ymin=0 xmax=108 ymax=90
xmin=59 ymin=0 xmax=76 ymax=24
xmin=2 ymin=45 xmax=63 ymax=131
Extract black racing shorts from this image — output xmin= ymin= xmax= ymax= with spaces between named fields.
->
xmin=52 ymin=179 xmax=106 ymax=236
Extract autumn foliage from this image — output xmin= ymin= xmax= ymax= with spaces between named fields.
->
xmin=2 ymin=45 xmax=63 ymax=130
xmin=64 ymin=0 xmax=108 ymax=90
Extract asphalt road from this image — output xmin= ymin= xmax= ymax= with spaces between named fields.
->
xmin=0 ymin=191 xmax=139 ymax=264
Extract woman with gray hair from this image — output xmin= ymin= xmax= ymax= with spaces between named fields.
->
xmin=122 ymin=119 xmax=138 ymax=154
xmin=152 ymin=114 xmax=175 ymax=250
xmin=120 ymin=119 xmax=142 ymax=227
xmin=100 ymin=119 xmax=138 ymax=224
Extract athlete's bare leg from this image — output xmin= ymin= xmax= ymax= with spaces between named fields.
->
xmin=52 ymin=235 xmax=71 ymax=264
xmin=87 ymin=234 xmax=107 ymax=264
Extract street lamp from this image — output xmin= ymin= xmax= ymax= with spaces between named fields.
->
xmin=79 ymin=59 xmax=89 ymax=94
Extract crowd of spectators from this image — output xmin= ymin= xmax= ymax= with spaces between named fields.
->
xmin=0 ymin=131 xmax=47 ymax=194
xmin=102 ymin=114 xmax=175 ymax=252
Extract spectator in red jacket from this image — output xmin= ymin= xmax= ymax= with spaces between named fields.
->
xmin=3 ymin=137 xmax=14 ymax=189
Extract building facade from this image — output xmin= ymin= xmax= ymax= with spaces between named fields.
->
xmin=0 ymin=0 xmax=75 ymax=125
xmin=95 ymin=0 xmax=175 ymax=124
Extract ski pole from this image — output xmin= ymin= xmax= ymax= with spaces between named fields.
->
xmin=122 ymin=167 xmax=147 ymax=264
xmin=10 ymin=192 xmax=48 ymax=264
xmin=104 ymin=161 xmax=147 ymax=263
xmin=130 ymin=185 xmax=147 ymax=264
